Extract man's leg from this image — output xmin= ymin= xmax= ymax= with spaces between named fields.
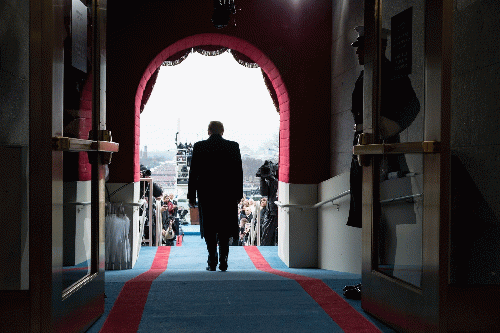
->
xmin=218 ymin=234 xmax=230 ymax=271
xmin=204 ymin=231 xmax=218 ymax=271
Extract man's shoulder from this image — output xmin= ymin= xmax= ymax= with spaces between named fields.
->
xmin=224 ymin=138 xmax=239 ymax=148
xmin=193 ymin=140 xmax=207 ymax=149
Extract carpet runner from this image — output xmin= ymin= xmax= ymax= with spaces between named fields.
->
xmin=88 ymin=231 xmax=396 ymax=333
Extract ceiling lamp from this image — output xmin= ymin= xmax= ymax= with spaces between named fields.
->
xmin=212 ymin=0 xmax=236 ymax=29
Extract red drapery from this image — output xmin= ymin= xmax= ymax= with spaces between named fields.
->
xmin=139 ymin=46 xmax=280 ymax=114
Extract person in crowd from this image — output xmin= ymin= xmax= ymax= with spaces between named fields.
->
xmin=254 ymin=197 xmax=268 ymax=241
xmin=248 ymin=198 xmax=255 ymax=209
xmin=239 ymin=217 xmax=249 ymax=246
xmin=141 ymin=166 xmax=162 ymax=245
xmin=238 ymin=205 xmax=247 ymax=221
xmin=259 ymin=197 xmax=268 ymax=211
xmin=164 ymin=194 xmax=179 ymax=235
xmin=188 ymin=121 xmax=243 ymax=272
xmin=169 ymin=193 xmax=178 ymax=217
xmin=243 ymin=207 xmax=253 ymax=224
xmin=259 ymin=197 xmax=268 ymax=221
xmin=238 ymin=197 xmax=246 ymax=214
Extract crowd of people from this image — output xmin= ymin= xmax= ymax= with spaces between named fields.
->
xmin=236 ymin=197 xmax=268 ymax=246
xmin=140 ymin=166 xmax=189 ymax=246
xmin=140 ymin=157 xmax=278 ymax=248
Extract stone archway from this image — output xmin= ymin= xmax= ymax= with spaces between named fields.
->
xmin=133 ymin=33 xmax=290 ymax=183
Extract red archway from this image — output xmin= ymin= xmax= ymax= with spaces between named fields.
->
xmin=133 ymin=33 xmax=290 ymax=183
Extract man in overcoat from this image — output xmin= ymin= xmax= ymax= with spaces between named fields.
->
xmin=188 ymin=121 xmax=243 ymax=271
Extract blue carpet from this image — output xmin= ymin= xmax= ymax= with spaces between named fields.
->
xmin=87 ymin=233 xmax=397 ymax=333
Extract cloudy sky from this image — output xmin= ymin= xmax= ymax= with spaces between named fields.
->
xmin=140 ymin=51 xmax=280 ymax=153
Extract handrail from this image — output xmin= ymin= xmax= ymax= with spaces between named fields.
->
xmin=275 ymin=190 xmax=351 ymax=210
xmin=380 ymin=193 xmax=422 ymax=204
xmin=312 ymin=190 xmax=351 ymax=208
xmin=64 ymin=201 xmax=92 ymax=206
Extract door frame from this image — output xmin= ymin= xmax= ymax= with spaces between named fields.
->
xmin=358 ymin=0 xmax=452 ymax=331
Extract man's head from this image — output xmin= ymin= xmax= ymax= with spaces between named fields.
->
xmin=351 ymin=26 xmax=390 ymax=65
xmin=208 ymin=121 xmax=224 ymax=136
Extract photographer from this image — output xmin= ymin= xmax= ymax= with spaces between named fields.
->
xmin=256 ymin=161 xmax=279 ymax=246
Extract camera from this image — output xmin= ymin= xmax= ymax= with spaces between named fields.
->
xmin=256 ymin=161 xmax=278 ymax=196
xmin=256 ymin=160 xmax=278 ymax=180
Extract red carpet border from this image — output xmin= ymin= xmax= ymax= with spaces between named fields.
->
xmin=244 ymin=246 xmax=382 ymax=333
xmin=99 ymin=246 xmax=170 ymax=333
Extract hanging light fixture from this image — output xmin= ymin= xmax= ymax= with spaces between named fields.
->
xmin=212 ymin=0 xmax=236 ymax=29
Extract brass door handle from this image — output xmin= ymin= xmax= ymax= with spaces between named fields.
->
xmin=52 ymin=136 xmax=119 ymax=165
xmin=52 ymin=137 xmax=119 ymax=153
xmin=353 ymin=141 xmax=440 ymax=155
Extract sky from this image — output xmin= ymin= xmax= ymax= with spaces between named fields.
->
xmin=140 ymin=51 xmax=280 ymax=153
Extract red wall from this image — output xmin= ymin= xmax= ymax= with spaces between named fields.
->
xmin=107 ymin=0 xmax=332 ymax=184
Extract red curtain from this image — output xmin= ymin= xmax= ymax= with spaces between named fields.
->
xmin=140 ymin=46 xmax=280 ymax=114
xmin=140 ymin=67 xmax=159 ymax=113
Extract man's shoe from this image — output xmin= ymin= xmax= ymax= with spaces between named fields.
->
xmin=207 ymin=254 xmax=218 ymax=272
xmin=219 ymin=258 xmax=228 ymax=272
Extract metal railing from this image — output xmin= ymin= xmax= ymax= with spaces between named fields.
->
xmin=275 ymin=190 xmax=351 ymax=211
xmin=275 ymin=189 xmax=423 ymax=210
xmin=121 ymin=199 xmax=147 ymax=255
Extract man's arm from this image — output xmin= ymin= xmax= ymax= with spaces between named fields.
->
xmin=234 ymin=142 xmax=243 ymax=203
xmin=187 ymin=143 xmax=199 ymax=207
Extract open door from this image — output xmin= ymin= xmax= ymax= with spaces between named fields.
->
xmin=353 ymin=0 xmax=447 ymax=331
xmin=356 ymin=0 xmax=500 ymax=331
xmin=44 ymin=0 xmax=116 ymax=331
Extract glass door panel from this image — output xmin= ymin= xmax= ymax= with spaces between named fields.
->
xmin=62 ymin=152 xmax=93 ymax=292
xmin=374 ymin=1 xmax=426 ymax=288
xmin=378 ymin=153 xmax=423 ymax=287
xmin=60 ymin=0 xmax=95 ymax=294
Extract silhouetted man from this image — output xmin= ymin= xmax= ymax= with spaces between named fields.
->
xmin=188 ymin=121 xmax=243 ymax=271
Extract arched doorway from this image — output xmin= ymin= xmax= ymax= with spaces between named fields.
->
xmin=134 ymin=33 xmax=290 ymax=183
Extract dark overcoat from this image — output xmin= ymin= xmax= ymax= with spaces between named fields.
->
xmin=188 ymin=134 xmax=243 ymax=239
